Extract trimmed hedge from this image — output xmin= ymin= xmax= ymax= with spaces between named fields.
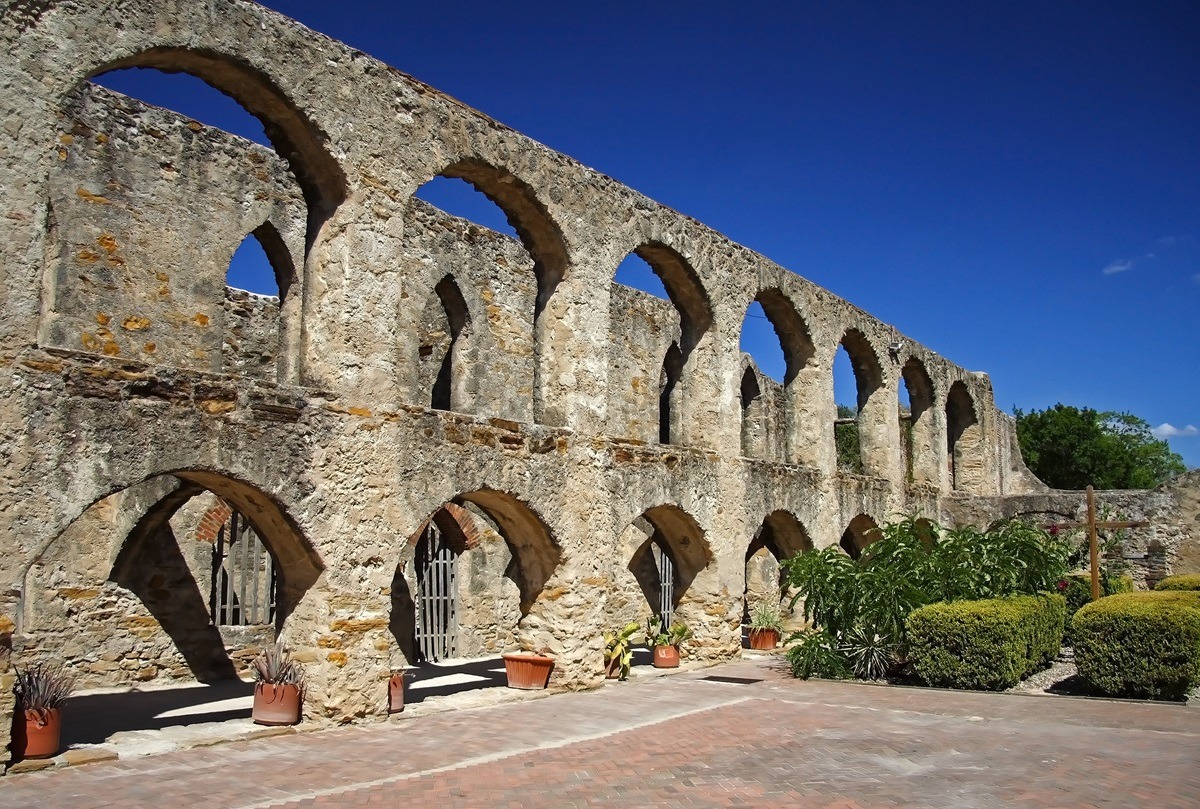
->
xmin=1155 ymin=574 xmax=1200 ymax=591
xmin=1072 ymin=591 xmax=1200 ymax=699
xmin=1062 ymin=572 xmax=1135 ymax=644
xmin=906 ymin=594 xmax=1066 ymax=691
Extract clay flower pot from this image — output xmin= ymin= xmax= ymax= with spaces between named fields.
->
xmin=388 ymin=672 xmax=406 ymax=713
xmin=502 ymin=653 xmax=554 ymax=689
xmin=748 ymin=627 xmax=781 ymax=651
xmin=652 ymin=644 xmax=680 ymax=668
xmin=14 ymin=707 xmax=62 ymax=759
xmin=252 ymin=682 xmax=301 ymax=726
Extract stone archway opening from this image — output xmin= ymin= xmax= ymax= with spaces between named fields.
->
xmin=606 ymin=505 xmax=715 ymax=669
xmin=388 ymin=492 xmax=561 ymax=703
xmin=833 ymin=329 xmax=885 ymax=476
xmin=901 ymin=358 xmax=937 ymax=487
xmin=738 ymin=289 xmax=816 ymax=463
xmin=17 ymin=471 xmax=321 ymax=747
xmin=414 ymin=160 xmax=569 ymax=426
xmin=946 ymin=381 xmax=985 ymax=493
xmin=612 ymin=244 xmax=713 ymax=447
xmin=839 ymin=514 xmax=882 ymax=561
xmin=743 ymin=511 xmax=813 ymax=640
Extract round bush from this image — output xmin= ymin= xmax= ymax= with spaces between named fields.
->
xmin=1072 ymin=591 xmax=1200 ymax=700
xmin=1155 ymin=574 xmax=1200 ymax=592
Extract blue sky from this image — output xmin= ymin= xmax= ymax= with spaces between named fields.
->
xmin=95 ymin=0 xmax=1200 ymax=468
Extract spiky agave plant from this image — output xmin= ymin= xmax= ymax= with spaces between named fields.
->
xmin=15 ymin=662 xmax=76 ymax=721
xmin=251 ymin=643 xmax=304 ymax=690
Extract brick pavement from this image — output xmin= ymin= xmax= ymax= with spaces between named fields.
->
xmin=2 ymin=658 xmax=1197 ymax=808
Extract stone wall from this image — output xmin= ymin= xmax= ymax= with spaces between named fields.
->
xmin=942 ymin=471 xmax=1200 ymax=589
xmin=0 ymin=0 xmax=1182 ymax=755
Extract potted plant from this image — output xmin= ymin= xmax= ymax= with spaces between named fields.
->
xmin=12 ymin=662 xmax=76 ymax=759
xmin=388 ymin=668 xmax=411 ymax=713
xmin=603 ymin=621 xmax=641 ymax=680
xmin=647 ymin=617 xmax=692 ymax=669
xmin=748 ymin=603 xmax=784 ymax=650
xmin=251 ymin=643 xmax=303 ymax=726
xmin=501 ymin=651 xmax=555 ymax=689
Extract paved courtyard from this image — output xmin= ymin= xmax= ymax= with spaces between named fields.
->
xmin=2 ymin=657 xmax=1197 ymax=808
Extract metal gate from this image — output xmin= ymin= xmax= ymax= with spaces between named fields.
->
xmin=415 ymin=521 xmax=459 ymax=662
xmin=652 ymin=541 xmax=676 ymax=627
xmin=211 ymin=510 xmax=277 ymax=626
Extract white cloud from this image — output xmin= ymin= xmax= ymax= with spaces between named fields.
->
xmin=1155 ymin=235 xmax=1179 ymax=248
xmin=1102 ymin=259 xmax=1134 ymax=275
xmin=1152 ymin=423 xmax=1199 ymax=438
xmin=1193 ymin=273 xmax=1200 ymax=285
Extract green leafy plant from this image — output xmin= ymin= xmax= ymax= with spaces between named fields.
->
xmin=785 ymin=629 xmax=851 ymax=680
xmin=15 ymin=662 xmax=76 ymax=720
xmin=781 ymin=515 xmax=1071 ymax=682
xmin=838 ymin=626 xmax=899 ymax=680
xmin=252 ymin=643 xmax=304 ymax=688
xmin=749 ymin=603 xmax=784 ymax=632
xmin=603 ymin=621 xmax=641 ymax=680
xmin=646 ymin=616 xmax=691 ymax=648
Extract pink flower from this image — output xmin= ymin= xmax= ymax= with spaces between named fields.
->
xmin=1056 ymin=579 xmax=1069 ymax=591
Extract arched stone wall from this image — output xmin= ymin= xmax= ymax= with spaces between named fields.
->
xmin=0 ymin=0 xmax=1087 ymax=738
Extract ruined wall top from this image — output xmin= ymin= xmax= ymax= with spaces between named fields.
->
xmin=0 ymin=0 xmax=1039 ymax=498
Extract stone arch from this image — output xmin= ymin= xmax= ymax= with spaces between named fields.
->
xmin=19 ymin=470 xmax=322 ymax=688
xmin=420 ymin=274 xmax=473 ymax=413
xmin=83 ymin=49 xmax=347 ymax=243
xmin=741 ymin=288 xmax=817 ymax=463
xmin=619 ymin=242 xmax=713 ymax=446
xmin=388 ymin=490 xmax=562 ymax=665
xmin=740 ymin=363 xmax=768 ymax=458
xmin=417 ymin=158 xmax=570 ymax=425
xmin=833 ymin=328 xmax=887 ymax=476
xmin=231 ymin=221 xmax=297 ymax=301
xmin=901 ymin=357 xmax=938 ymax=487
xmin=839 ymin=514 xmax=881 ymax=560
xmin=613 ymin=504 xmax=714 ymax=631
xmin=222 ymin=221 xmax=303 ymax=383
xmin=744 ymin=510 xmax=813 ymax=622
xmin=946 ymin=381 xmax=985 ymax=493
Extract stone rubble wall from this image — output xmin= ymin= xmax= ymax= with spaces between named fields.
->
xmin=0 ymin=0 xmax=1175 ymax=756
xmin=942 ymin=470 xmax=1200 ymax=589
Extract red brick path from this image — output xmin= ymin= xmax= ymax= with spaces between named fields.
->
xmin=2 ymin=659 xmax=1197 ymax=808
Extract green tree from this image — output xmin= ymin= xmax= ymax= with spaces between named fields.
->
xmin=835 ymin=404 xmax=862 ymax=473
xmin=1014 ymin=404 xmax=1185 ymax=489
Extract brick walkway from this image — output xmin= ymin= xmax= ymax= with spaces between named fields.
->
xmin=2 ymin=658 xmax=1197 ymax=808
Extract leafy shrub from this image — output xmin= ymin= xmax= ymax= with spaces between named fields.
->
xmin=785 ymin=629 xmax=850 ymax=680
xmin=1072 ymin=591 xmax=1200 ymax=699
xmin=1061 ymin=572 xmax=1136 ymax=644
xmin=781 ymin=516 xmax=1071 ymax=680
xmin=1155 ymin=574 xmax=1200 ymax=592
xmin=906 ymin=594 xmax=1066 ymax=691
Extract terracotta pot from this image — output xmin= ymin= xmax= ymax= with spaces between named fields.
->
xmin=252 ymin=682 xmax=301 ymax=726
xmin=13 ymin=707 xmax=61 ymax=759
xmin=748 ymin=627 xmax=781 ymax=651
xmin=502 ymin=653 xmax=554 ymax=689
xmin=388 ymin=673 xmax=406 ymax=713
xmin=604 ymin=657 xmax=621 ymax=679
xmin=652 ymin=644 xmax=680 ymax=668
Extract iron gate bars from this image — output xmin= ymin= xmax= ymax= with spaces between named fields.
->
xmin=415 ymin=521 xmax=459 ymax=662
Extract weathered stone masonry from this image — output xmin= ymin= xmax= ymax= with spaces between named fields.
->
xmin=1 ymin=1 xmax=1195 ymax=765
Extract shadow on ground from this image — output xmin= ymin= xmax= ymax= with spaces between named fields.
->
xmin=404 ymin=656 xmax=509 ymax=704
xmin=63 ymin=679 xmax=256 ymax=746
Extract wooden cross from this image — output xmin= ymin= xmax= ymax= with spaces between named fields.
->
xmin=1043 ymin=485 xmax=1149 ymax=602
